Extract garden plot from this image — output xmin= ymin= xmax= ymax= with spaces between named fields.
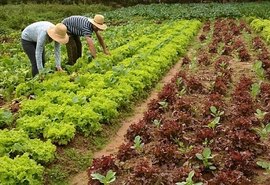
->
xmin=88 ymin=19 xmax=270 ymax=185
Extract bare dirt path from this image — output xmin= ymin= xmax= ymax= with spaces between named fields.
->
xmin=69 ymin=60 xmax=184 ymax=185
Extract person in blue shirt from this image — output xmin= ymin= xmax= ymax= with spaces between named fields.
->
xmin=21 ymin=22 xmax=69 ymax=77
xmin=62 ymin=14 xmax=110 ymax=65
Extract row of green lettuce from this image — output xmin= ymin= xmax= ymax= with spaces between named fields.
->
xmin=0 ymin=20 xmax=201 ymax=184
xmin=249 ymin=18 xmax=270 ymax=44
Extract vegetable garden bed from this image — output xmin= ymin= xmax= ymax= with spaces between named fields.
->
xmin=88 ymin=18 xmax=270 ymax=185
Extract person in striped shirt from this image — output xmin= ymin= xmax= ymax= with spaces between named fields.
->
xmin=62 ymin=14 xmax=110 ymax=65
xmin=21 ymin=22 xmax=69 ymax=77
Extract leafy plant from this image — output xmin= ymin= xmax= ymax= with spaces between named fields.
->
xmin=0 ymin=154 xmax=44 ymax=184
xmin=152 ymin=119 xmax=161 ymax=128
xmin=91 ymin=170 xmax=116 ymax=185
xmin=177 ymin=86 xmax=187 ymax=97
xmin=252 ymin=61 xmax=265 ymax=80
xmin=208 ymin=117 xmax=221 ymax=129
xmin=196 ymin=147 xmax=216 ymax=170
xmin=0 ymin=108 xmax=13 ymax=127
xmin=251 ymin=82 xmax=261 ymax=99
xmin=158 ymin=101 xmax=169 ymax=110
xmin=189 ymin=60 xmax=198 ymax=72
xmin=175 ymin=140 xmax=193 ymax=154
xmin=176 ymin=170 xmax=203 ymax=185
xmin=257 ymin=160 xmax=270 ymax=170
xmin=131 ymin=135 xmax=144 ymax=152
xmin=210 ymin=106 xmax=224 ymax=118
xmin=253 ymin=123 xmax=270 ymax=140
xmin=255 ymin=109 xmax=267 ymax=121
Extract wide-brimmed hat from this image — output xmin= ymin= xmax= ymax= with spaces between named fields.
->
xmin=47 ymin=23 xmax=69 ymax=44
xmin=88 ymin=14 xmax=107 ymax=30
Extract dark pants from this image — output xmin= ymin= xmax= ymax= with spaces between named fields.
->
xmin=21 ymin=39 xmax=45 ymax=77
xmin=66 ymin=35 xmax=82 ymax=65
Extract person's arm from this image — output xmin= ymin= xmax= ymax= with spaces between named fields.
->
xmin=54 ymin=42 xmax=63 ymax=71
xmin=85 ymin=36 xmax=97 ymax=58
xmin=95 ymin=31 xmax=110 ymax=55
xmin=35 ymin=32 xmax=47 ymax=72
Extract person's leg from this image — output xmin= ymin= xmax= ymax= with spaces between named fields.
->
xmin=41 ymin=48 xmax=46 ymax=69
xmin=21 ymin=39 xmax=39 ymax=77
xmin=66 ymin=35 xmax=78 ymax=65
xmin=74 ymin=36 xmax=82 ymax=59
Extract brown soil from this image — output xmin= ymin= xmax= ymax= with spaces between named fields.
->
xmin=69 ymin=59 xmax=184 ymax=185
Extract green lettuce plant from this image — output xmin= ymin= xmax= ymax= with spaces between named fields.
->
xmin=176 ymin=170 xmax=203 ymax=185
xmin=0 ymin=108 xmax=13 ymax=127
xmin=131 ymin=135 xmax=144 ymax=152
xmin=91 ymin=170 xmax=116 ymax=185
xmin=196 ymin=147 xmax=216 ymax=170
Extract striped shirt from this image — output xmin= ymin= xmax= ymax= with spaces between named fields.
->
xmin=62 ymin=16 xmax=93 ymax=37
xmin=21 ymin=21 xmax=61 ymax=71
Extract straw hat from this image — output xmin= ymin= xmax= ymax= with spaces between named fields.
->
xmin=47 ymin=23 xmax=69 ymax=44
xmin=88 ymin=14 xmax=107 ymax=30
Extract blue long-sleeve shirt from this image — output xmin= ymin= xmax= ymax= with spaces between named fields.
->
xmin=21 ymin=21 xmax=61 ymax=71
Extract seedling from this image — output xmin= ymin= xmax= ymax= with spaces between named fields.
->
xmin=152 ymin=119 xmax=161 ymax=128
xmin=91 ymin=170 xmax=116 ymax=185
xmin=219 ymin=61 xmax=227 ymax=69
xmin=176 ymin=77 xmax=184 ymax=87
xmin=159 ymin=101 xmax=168 ymax=110
xmin=255 ymin=109 xmax=267 ymax=121
xmin=177 ymin=86 xmax=187 ymax=97
xmin=257 ymin=160 xmax=270 ymax=170
xmin=131 ymin=135 xmax=144 ymax=152
xmin=174 ymin=139 xmax=193 ymax=154
xmin=250 ymin=82 xmax=261 ymax=99
xmin=252 ymin=61 xmax=265 ymax=80
xmin=253 ymin=123 xmax=270 ymax=140
xmin=210 ymin=106 xmax=224 ymax=118
xmin=189 ymin=60 xmax=198 ymax=72
xmin=176 ymin=170 xmax=203 ymax=185
xmin=195 ymin=147 xmax=216 ymax=170
xmin=208 ymin=117 xmax=221 ymax=129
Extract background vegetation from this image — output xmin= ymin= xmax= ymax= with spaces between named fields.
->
xmin=1 ymin=1 xmax=270 ymax=184
xmin=0 ymin=0 xmax=264 ymax=6
xmin=1 ymin=1 xmax=270 ymax=35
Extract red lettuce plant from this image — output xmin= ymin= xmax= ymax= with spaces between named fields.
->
xmin=208 ymin=170 xmax=250 ymax=185
xmin=88 ymin=155 xmax=118 ymax=184
xmin=160 ymin=119 xmax=182 ymax=140
xmin=182 ymin=56 xmax=191 ymax=65
xmin=116 ymin=142 xmax=138 ymax=162
xmin=125 ymin=120 xmax=152 ymax=143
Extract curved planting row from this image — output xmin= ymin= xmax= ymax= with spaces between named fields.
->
xmin=88 ymin=19 xmax=270 ymax=185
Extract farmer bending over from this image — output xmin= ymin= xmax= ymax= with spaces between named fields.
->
xmin=62 ymin=14 xmax=110 ymax=65
xmin=21 ymin=21 xmax=69 ymax=77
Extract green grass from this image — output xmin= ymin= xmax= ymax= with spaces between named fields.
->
xmin=0 ymin=3 xmax=114 ymax=34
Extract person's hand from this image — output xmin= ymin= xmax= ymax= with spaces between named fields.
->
xmin=87 ymin=52 xmax=94 ymax=62
xmin=104 ymin=49 xmax=110 ymax=55
xmin=56 ymin=66 xmax=64 ymax=72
